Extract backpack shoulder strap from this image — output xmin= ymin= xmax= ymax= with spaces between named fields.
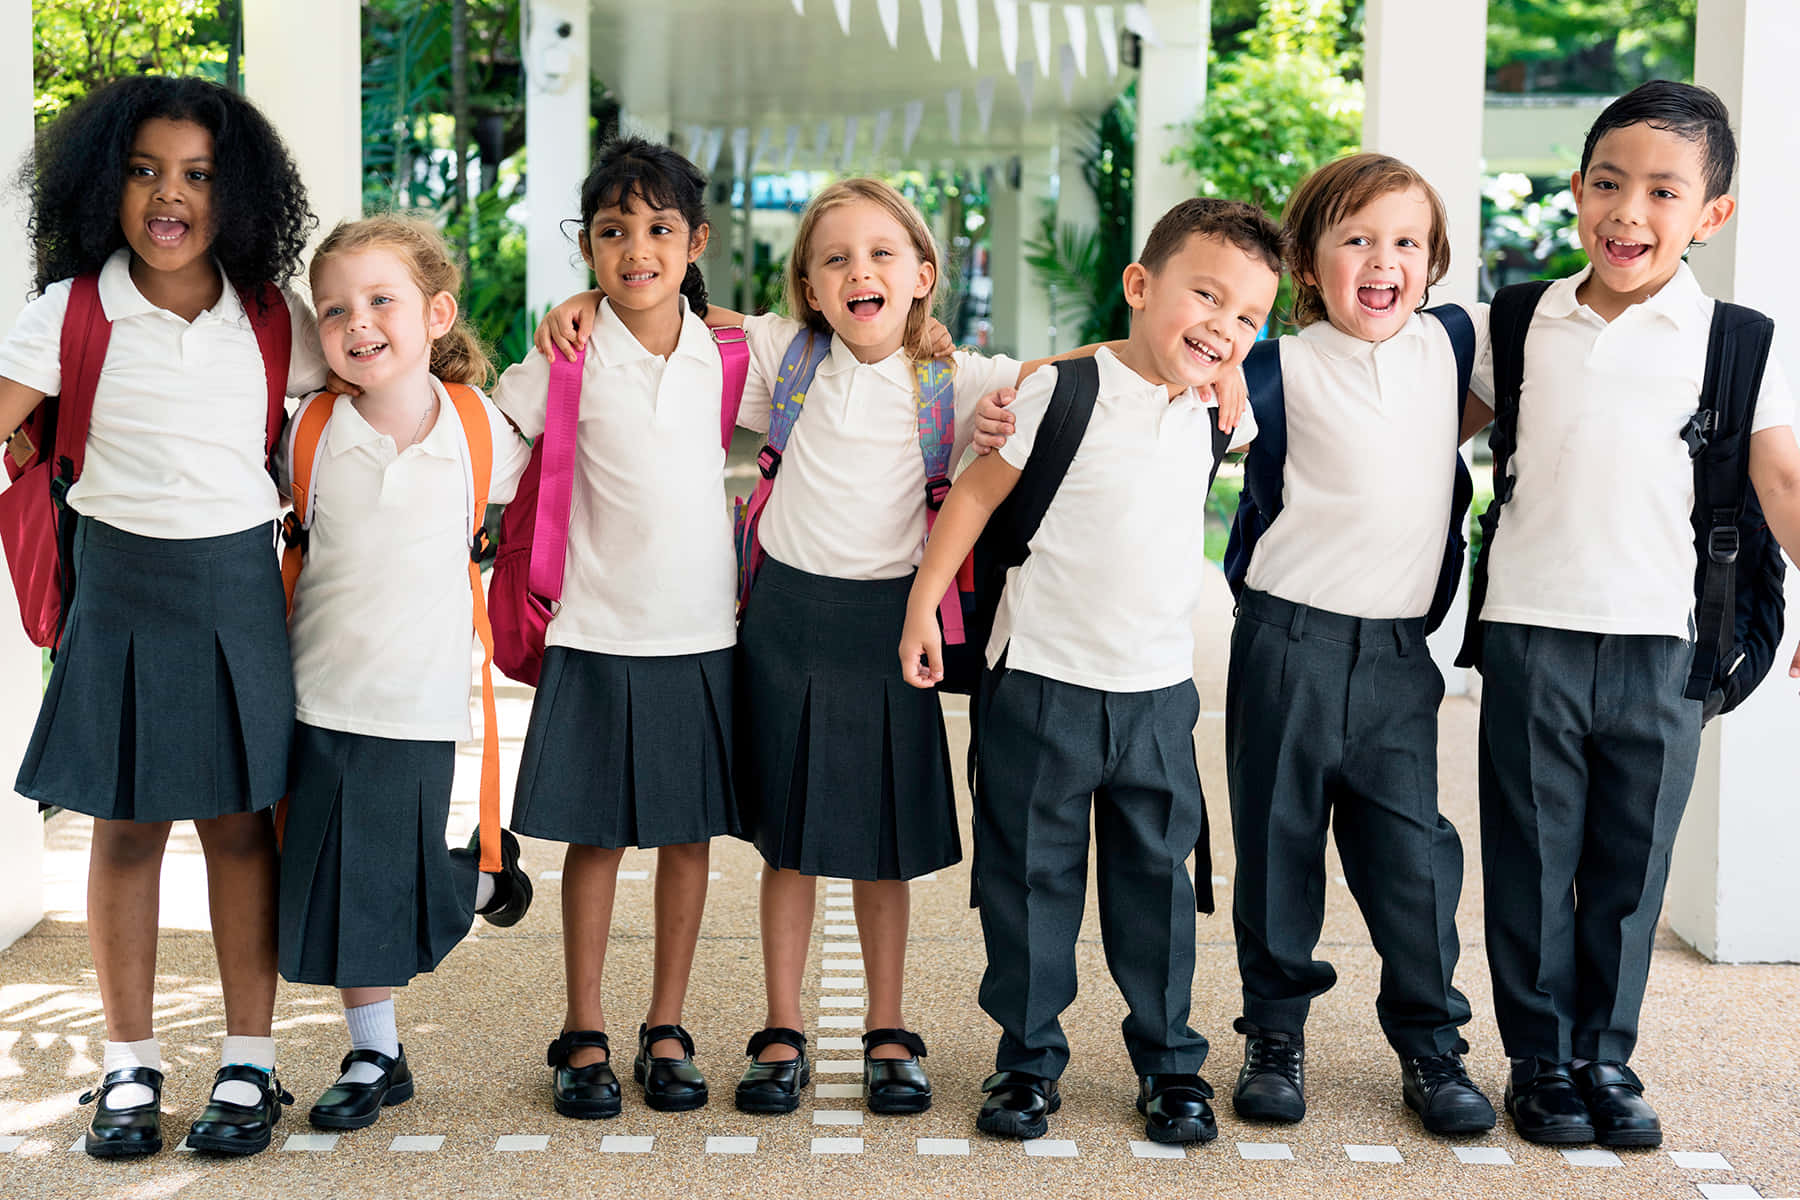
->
xmin=1424 ymin=302 xmax=1477 ymax=407
xmin=1205 ymin=406 xmax=1234 ymax=492
xmin=713 ymin=325 xmax=749 ymax=451
xmin=239 ymin=284 xmax=292 ymax=462
xmin=527 ymin=346 xmax=585 ymax=603
xmin=1238 ymin=339 xmax=1285 ymax=518
xmin=278 ymin=391 xmax=340 ymax=616
xmin=54 ymin=273 xmax=113 ymax=479
xmin=1008 ymin=356 xmax=1101 ymax=551
xmin=914 ymin=356 xmax=957 ymax=495
xmin=765 ymin=327 xmax=832 ymax=455
xmin=441 ymin=382 xmax=495 ymax=540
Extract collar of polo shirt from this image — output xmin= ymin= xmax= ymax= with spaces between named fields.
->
xmin=814 ymin=333 xmax=919 ymax=392
xmin=96 ymin=246 xmax=240 ymax=325
xmin=1545 ymin=259 xmax=1710 ymax=333
xmin=325 ymin=376 xmax=464 ymax=460
xmin=1094 ymin=343 xmax=1212 ymax=407
xmin=1298 ymin=308 xmax=1429 ymax=360
xmin=590 ymin=294 xmax=715 ymax=368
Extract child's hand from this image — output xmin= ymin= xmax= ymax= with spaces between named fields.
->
xmin=325 ymin=369 xmax=362 ymax=397
xmin=534 ymin=291 xmax=602 ymax=362
xmin=898 ymin=602 xmax=944 ymax=688
xmin=971 ymin=388 xmax=1016 ymax=455
xmin=1212 ymin=365 xmax=1248 ymax=432
xmin=1788 ymin=640 xmax=1800 ymax=680
xmin=924 ymin=318 xmax=955 ymax=358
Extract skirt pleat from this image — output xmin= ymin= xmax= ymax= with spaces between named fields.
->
xmin=278 ymin=724 xmax=474 ymax=988
xmin=16 ymin=518 xmax=293 ymax=821
xmin=738 ymin=557 xmax=960 ymax=881
xmin=510 ymin=646 xmax=738 ymax=848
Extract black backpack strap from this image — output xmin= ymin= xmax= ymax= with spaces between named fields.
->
xmin=1009 ymin=356 xmax=1101 ymax=550
xmin=1687 ymin=300 xmax=1775 ymax=704
xmin=1425 ymin=303 xmax=1476 ymax=402
xmin=1239 ymin=341 xmax=1285 ymax=517
xmin=1457 ymin=279 xmax=1551 ymax=669
xmin=1423 ymin=304 xmax=1477 ymax=634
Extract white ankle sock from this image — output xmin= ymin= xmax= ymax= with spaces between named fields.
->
xmin=214 ymin=1035 xmax=276 ymax=1107
xmin=99 ymin=1038 xmax=161 ymax=1111
xmin=341 ymin=1000 xmax=400 ymax=1086
xmin=474 ymin=872 xmax=497 ymax=911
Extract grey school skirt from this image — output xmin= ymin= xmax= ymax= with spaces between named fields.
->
xmin=278 ymin=724 xmax=477 ymax=988
xmin=510 ymin=645 xmax=738 ymax=848
xmin=16 ymin=517 xmax=294 ymax=822
xmin=737 ymin=557 xmax=960 ymax=882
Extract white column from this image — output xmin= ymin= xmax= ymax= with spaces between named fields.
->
xmin=1131 ymin=0 xmax=1208 ymax=257
xmin=1668 ymin=0 xmax=1800 ymax=963
xmin=523 ymin=1 xmax=592 ymax=319
xmin=1362 ymin=0 xmax=1488 ymax=694
xmin=0 ymin=0 xmax=44 ymax=950
xmin=986 ymin=150 xmax=1056 ymax=360
xmin=243 ymin=0 xmax=362 ymax=246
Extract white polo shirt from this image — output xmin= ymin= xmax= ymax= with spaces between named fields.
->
xmin=0 ymin=248 xmax=327 ymax=539
xmin=987 ymin=348 xmax=1257 ymax=693
xmin=1472 ymin=263 xmax=1796 ymax=638
xmin=284 ymin=378 xmax=529 ymax=741
xmin=738 ymin=313 xmax=1022 ymax=581
xmin=1245 ymin=308 xmax=1483 ymax=620
xmin=492 ymin=297 xmax=742 ymax=656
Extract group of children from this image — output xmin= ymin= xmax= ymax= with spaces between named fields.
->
xmin=0 ymin=70 xmax=1789 ymax=1162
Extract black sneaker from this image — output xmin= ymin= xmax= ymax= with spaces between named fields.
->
xmin=1400 ymin=1050 xmax=1497 ymax=1135
xmin=1230 ymin=1020 xmax=1305 ymax=1123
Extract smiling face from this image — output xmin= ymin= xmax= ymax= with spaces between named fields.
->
xmin=1572 ymin=121 xmax=1735 ymax=318
xmin=1304 ymin=185 xmax=1435 ymax=343
xmin=579 ymin=190 xmax=707 ymax=318
xmin=1123 ymin=232 xmax=1280 ymax=396
xmin=800 ymin=198 xmax=936 ymax=361
xmin=312 ymin=246 xmax=456 ymax=397
xmin=117 ymin=117 xmax=218 ymax=286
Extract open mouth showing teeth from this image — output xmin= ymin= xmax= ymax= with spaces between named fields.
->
xmin=147 ymin=218 xmax=188 ymax=244
xmin=1604 ymin=238 xmax=1650 ymax=263
xmin=1357 ymin=282 xmax=1399 ymax=313
xmin=622 ymin=271 xmax=657 ymax=283
xmin=349 ymin=343 xmax=387 ymax=359
xmin=1184 ymin=336 xmax=1221 ymax=364
xmin=847 ymin=292 xmax=885 ymax=318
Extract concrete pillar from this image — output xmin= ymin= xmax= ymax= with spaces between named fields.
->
xmin=986 ymin=149 xmax=1056 ymax=360
xmin=1131 ymin=0 xmax=1209 ymax=258
xmin=243 ymin=0 xmax=362 ymax=247
xmin=1668 ymin=0 xmax=1800 ymax=963
xmin=523 ymin=1 xmax=592 ymax=319
xmin=0 ymin=0 xmax=44 ymax=950
xmin=1362 ymin=0 xmax=1488 ymax=693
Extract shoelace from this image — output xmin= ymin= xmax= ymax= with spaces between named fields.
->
xmin=1244 ymin=1035 xmax=1303 ymax=1084
xmin=1409 ymin=1052 xmax=1472 ymax=1090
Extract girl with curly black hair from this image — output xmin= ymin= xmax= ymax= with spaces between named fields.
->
xmin=0 ymin=75 xmax=328 ymax=1160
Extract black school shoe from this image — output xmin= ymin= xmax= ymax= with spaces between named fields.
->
xmin=1574 ymin=1061 xmax=1662 ymax=1147
xmin=1504 ymin=1058 xmax=1596 ymax=1145
xmin=1138 ymin=1074 xmax=1219 ymax=1145
xmin=547 ymin=1030 xmax=622 ymax=1119
xmin=186 ymin=1065 xmax=295 ymax=1155
xmin=468 ymin=829 xmax=534 ymax=927
xmin=976 ymin=1071 xmax=1061 ymax=1140
xmin=734 ymin=1028 xmax=809 ymax=1115
xmin=862 ymin=1028 xmax=932 ymax=1114
xmin=1400 ymin=1050 xmax=1497 ymax=1135
xmin=1230 ymin=1021 xmax=1306 ymax=1123
xmin=79 ymin=1066 xmax=165 ymax=1159
xmin=633 ymin=1023 xmax=707 ymax=1112
xmin=308 ymin=1048 xmax=415 ymax=1130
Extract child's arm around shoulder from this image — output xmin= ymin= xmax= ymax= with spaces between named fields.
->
xmin=899 ymin=449 xmax=1022 ymax=688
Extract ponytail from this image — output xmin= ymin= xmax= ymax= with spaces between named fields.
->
xmin=681 ymin=262 xmax=709 ymax=320
xmin=429 ymin=317 xmax=495 ymax=388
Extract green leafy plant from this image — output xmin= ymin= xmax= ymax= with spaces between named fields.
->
xmin=1022 ymin=92 xmax=1137 ymax=344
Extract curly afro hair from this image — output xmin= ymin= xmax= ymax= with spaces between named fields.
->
xmin=25 ymin=75 xmax=315 ymax=296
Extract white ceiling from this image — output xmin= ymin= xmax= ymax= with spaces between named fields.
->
xmin=590 ymin=0 xmax=1146 ymax=172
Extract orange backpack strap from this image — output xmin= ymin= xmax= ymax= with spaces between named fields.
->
xmin=279 ymin=393 xmax=340 ymax=618
xmin=442 ymin=383 xmax=503 ymax=871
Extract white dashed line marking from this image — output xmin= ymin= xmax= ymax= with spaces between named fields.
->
xmin=390 ymin=1135 xmax=443 ymax=1152
xmin=173 ymin=1137 xmax=194 ymax=1153
xmin=708 ymin=872 xmax=722 ymax=881
xmin=825 ymin=924 xmax=860 ymax=936
xmin=810 ymin=1137 xmax=863 ymax=1154
xmin=813 ymin=1110 xmax=863 ymax=1126
xmin=1696 ymin=1186 xmax=1762 ymax=1199
xmin=821 ymin=977 xmax=864 ymax=989
xmin=494 ymin=1134 xmax=549 ymax=1151
xmin=822 ymin=942 xmax=862 ymax=953
xmin=600 ymin=1135 xmax=654 ymax=1153
xmin=1024 ymin=1139 xmax=1079 ymax=1158
xmin=0 ymin=1137 xmax=23 ymax=1153
xmin=823 ymin=959 xmax=865 ymax=972
xmin=1345 ymin=1144 xmax=1403 ymax=1163
xmin=538 ymin=870 xmax=563 ymax=881
xmin=815 ymin=1083 xmax=864 ymax=1098
xmin=827 ymin=884 xmax=852 ymax=893
xmin=819 ymin=1037 xmax=863 ymax=1050
xmin=1236 ymin=1142 xmax=1293 ymax=1160
xmin=915 ymin=873 xmax=938 ymax=882
xmin=618 ymin=870 xmax=650 ymax=881
xmin=1672 ymin=1152 xmax=1734 ymax=1170
xmin=819 ymin=1016 xmax=862 ymax=1029
xmin=1562 ymin=1148 xmax=1623 ymax=1167
xmin=1130 ymin=1140 xmax=1185 ymax=1159
xmin=706 ymin=1136 xmax=758 ymax=1154
xmin=1454 ymin=1146 xmax=1515 ymax=1165
xmin=67 ymin=1136 xmax=86 ymax=1153
xmin=820 ymin=996 xmax=865 ymax=1008
xmin=816 ymin=1059 xmax=863 ymax=1074
xmin=282 ymin=1134 xmax=340 ymax=1152
xmin=917 ymin=1137 xmax=969 ymax=1155
xmin=825 ymin=897 xmax=854 ymax=908
xmin=1211 ymin=874 xmax=1229 ymax=886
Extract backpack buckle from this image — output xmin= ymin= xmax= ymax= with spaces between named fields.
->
xmin=1681 ymin=410 xmax=1716 ymax=459
xmin=280 ymin=511 xmax=307 ymax=551
xmin=924 ymin=476 xmax=952 ymax=512
xmin=1708 ymin=525 xmax=1740 ymax=565
xmin=757 ymin=446 xmax=782 ymax=480
xmin=471 ymin=526 xmax=493 ymax=563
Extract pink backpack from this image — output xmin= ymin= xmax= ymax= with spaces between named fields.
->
xmin=488 ymin=328 xmax=749 ymax=685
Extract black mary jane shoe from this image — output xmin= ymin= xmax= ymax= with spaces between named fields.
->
xmin=186 ymin=1064 xmax=295 ymax=1156
xmin=308 ymin=1048 xmax=415 ymax=1131
xmin=1574 ymin=1061 xmax=1662 ymax=1148
xmin=1138 ymin=1073 xmax=1219 ymax=1145
xmin=633 ymin=1023 xmax=708 ymax=1113
xmin=466 ymin=828 xmax=534 ymax=928
xmin=79 ymin=1066 xmax=165 ymax=1159
xmin=976 ymin=1070 xmax=1061 ymax=1140
xmin=547 ymin=1030 xmax=621 ymax=1119
xmin=1505 ymin=1058 xmax=1595 ymax=1145
xmin=734 ymin=1028 xmax=809 ymax=1115
xmin=862 ymin=1028 xmax=932 ymax=1115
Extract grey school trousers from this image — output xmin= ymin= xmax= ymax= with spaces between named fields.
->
xmin=1225 ymin=589 xmax=1473 ymax=1057
xmin=1477 ymin=622 xmax=1702 ymax=1065
xmin=973 ymin=665 xmax=1211 ymax=1080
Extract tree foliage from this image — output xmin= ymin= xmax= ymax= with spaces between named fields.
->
xmin=1486 ymin=0 xmax=1696 ymax=91
xmin=32 ymin=0 xmax=233 ymax=122
xmin=1024 ymin=93 xmax=1137 ymax=343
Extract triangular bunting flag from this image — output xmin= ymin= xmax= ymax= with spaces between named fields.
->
xmin=956 ymin=0 xmax=980 ymax=69
xmin=877 ymin=0 xmax=900 ymax=47
xmin=1029 ymin=3 xmax=1052 ymax=76
xmin=994 ymin=0 xmax=1020 ymax=75
xmin=1059 ymin=44 xmax=1076 ymax=103
xmin=902 ymin=100 xmax=925 ymax=154
xmin=1017 ymin=62 xmax=1035 ymax=118
xmin=945 ymin=88 xmax=963 ymax=144
xmin=975 ymin=76 xmax=997 ymax=136
xmin=1062 ymin=5 xmax=1087 ymax=76
xmin=833 ymin=0 xmax=852 ymax=35
xmin=1095 ymin=6 xmax=1119 ymax=78
xmin=920 ymin=0 xmax=944 ymax=61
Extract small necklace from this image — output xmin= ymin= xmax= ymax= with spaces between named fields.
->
xmin=407 ymin=396 xmax=436 ymax=447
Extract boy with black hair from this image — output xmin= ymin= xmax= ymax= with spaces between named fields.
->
xmin=1462 ymin=79 xmax=1800 ymax=1148
xmin=898 ymin=198 xmax=1283 ymax=1145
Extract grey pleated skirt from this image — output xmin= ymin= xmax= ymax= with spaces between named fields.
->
xmin=278 ymin=723 xmax=476 ymax=988
xmin=510 ymin=645 xmax=738 ymax=848
xmin=737 ymin=557 xmax=961 ymax=881
xmin=16 ymin=517 xmax=294 ymax=822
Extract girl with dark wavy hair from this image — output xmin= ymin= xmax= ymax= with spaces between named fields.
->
xmin=0 ymin=75 xmax=326 ymax=1160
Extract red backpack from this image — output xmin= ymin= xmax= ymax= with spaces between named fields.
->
xmin=0 ymin=273 xmax=290 ymax=650
xmin=488 ymin=327 xmax=749 ymax=685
